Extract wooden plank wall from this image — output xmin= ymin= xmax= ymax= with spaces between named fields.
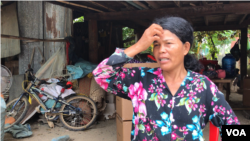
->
xmin=17 ymin=1 xmax=72 ymax=74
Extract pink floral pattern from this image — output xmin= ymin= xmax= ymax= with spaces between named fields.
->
xmin=93 ymin=48 xmax=240 ymax=141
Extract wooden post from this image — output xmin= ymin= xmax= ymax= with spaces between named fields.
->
xmin=88 ymin=20 xmax=98 ymax=64
xmin=118 ymin=26 xmax=123 ymax=48
xmin=240 ymin=28 xmax=248 ymax=88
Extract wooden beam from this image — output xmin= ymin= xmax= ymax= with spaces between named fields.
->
xmin=202 ymin=1 xmax=207 ymax=6
xmin=48 ymin=1 xmax=89 ymax=14
xmin=1 ymin=34 xmax=66 ymax=42
xmin=204 ymin=16 xmax=209 ymax=26
xmin=224 ymin=0 xmax=236 ymax=24
xmin=224 ymin=15 xmax=229 ymax=24
xmin=145 ymin=1 xmax=160 ymax=9
xmin=88 ymin=20 xmax=98 ymax=63
xmin=239 ymin=14 xmax=248 ymax=25
xmin=85 ymin=3 xmax=250 ymax=21
xmin=173 ymin=1 xmax=181 ymax=7
xmin=202 ymin=1 xmax=208 ymax=26
xmin=88 ymin=1 xmax=116 ymax=12
xmin=240 ymin=28 xmax=248 ymax=89
xmin=173 ymin=2 xmax=193 ymax=25
xmin=119 ymin=1 xmax=136 ymax=10
xmin=133 ymin=1 xmax=149 ymax=9
xmin=184 ymin=17 xmax=193 ymax=25
xmin=133 ymin=20 xmax=151 ymax=28
xmin=208 ymin=2 xmax=223 ymax=5
xmin=56 ymin=1 xmax=104 ymax=13
xmin=190 ymin=3 xmax=196 ymax=7
xmin=194 ymin=24 xmax=248 ymax=31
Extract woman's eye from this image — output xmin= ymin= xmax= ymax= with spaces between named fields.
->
xmin=154 ymin=44 xmax=159 ymax=47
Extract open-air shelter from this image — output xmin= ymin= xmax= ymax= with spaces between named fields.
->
xmin=50 ymin=1 xmax=250 ymax=89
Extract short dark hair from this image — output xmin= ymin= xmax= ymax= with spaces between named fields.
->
xmin=153 ymin=16 xmax=203 ymax=72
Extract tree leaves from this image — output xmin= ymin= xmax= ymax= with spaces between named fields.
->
xmin=192 ymin=30 xmax=240 ymax=59
xmin=73 ymin=16 xmax=84 ymax=23
xmin=123 ymin=27 xmax=135 ymax=48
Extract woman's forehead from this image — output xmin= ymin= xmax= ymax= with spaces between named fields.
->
xmin=153 ymin=38 xmax=175 ymax=43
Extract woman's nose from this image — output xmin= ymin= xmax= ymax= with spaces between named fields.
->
xmin=159 ymin=45 xmax=166 ymax=53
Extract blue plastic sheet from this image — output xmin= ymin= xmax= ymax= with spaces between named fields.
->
xmin=40 ymin=99 xmax=62 ymax=114
xmin=67 ymin=59 xmax=97 ymax=80
xmin=51 ymin=135 xmax=70 ymax=141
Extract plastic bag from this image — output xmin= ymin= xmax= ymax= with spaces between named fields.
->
xmin=230 ymin=40 xmax=241 ymax=61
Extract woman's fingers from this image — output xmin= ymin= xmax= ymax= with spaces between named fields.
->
xmin=154 ymin=25 xmax=164 ymax=34
xmin=153 ymin=29 xmax=163 ymax=38
xmin=153 ymin=36 xmax=161 ymax=42
xmin=151 ymin=24 xmax=164 ymax=33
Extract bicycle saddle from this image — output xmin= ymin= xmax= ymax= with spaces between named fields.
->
xmin=56 ymin=81 xmax=72 ymax=89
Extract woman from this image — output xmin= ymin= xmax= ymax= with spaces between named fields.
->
xmin=93 ymin=16 xmax=240 ymax=141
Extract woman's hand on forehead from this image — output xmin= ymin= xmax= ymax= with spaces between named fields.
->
xmin=124 ymin=23 xmax=164 ymax=57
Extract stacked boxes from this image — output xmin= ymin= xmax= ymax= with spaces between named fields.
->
xmin=116 ymin=96 xmax=133 ymax=141
xmin=115 ymin=63 xmax=158 ymax=140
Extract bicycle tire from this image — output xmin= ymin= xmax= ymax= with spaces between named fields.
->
xmin=59 ymin=95 xmax=98 ymax=131
xmin=4 ymin=96 xmax=29 ymax=129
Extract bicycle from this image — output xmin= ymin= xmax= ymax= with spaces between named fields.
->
xmin=4 ymin=74 xmax=98 ymax=131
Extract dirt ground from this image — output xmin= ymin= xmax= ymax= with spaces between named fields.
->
xmin=4 ymin=92 xmax=250 ymax=141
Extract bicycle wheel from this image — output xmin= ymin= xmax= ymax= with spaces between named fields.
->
xmin=4 ymin=96 xmax=29 ymax=129
xmin=59 ymin=95 xmax=98 ymax=131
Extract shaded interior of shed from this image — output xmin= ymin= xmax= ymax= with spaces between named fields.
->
xmin=2 ymin=1 xmax=250 ymax=88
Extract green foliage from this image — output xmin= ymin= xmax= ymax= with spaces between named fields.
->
xmin=122 ymin=27 xmax=153 ymax=55
xmin=122 ymin=28 xmax=239 ymax=58
xmin=73 ymin=16 xmax=84 ymax=23
xmin=141 ymin=46 xmax=154 ymax=55
xmin=192 ymin=30 xmax=239 ymax=60
xmin=122 ymin=27 xmax=135 ymax=48
xmin=122 ymin=27 xmax=134 ymax=40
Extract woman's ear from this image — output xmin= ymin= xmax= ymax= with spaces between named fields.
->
xmin=183 ymin=42 xmax=190 ymax=55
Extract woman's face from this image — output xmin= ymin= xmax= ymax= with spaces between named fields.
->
xmin=153 ymin=30 xmax=190 ymax=72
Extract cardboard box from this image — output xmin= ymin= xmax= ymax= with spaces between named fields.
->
xmin=116 ymin=96 xmax=133 ymax=121
xmin=123 ymin=63 xmax=159 ymax=68
xmin=116 ymin=114 xmax=132 ymax=141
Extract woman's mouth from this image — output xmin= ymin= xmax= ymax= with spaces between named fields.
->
xmin=159 ymin=58 xmax=170 ymax=63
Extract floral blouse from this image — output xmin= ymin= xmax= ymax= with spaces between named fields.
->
xmin=93 ymin=48 xmax=240 ymax=141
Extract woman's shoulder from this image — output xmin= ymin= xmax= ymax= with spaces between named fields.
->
xmin=189 ymin=70 xmax=215 ymax=87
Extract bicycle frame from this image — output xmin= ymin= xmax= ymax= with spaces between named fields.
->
xmin=11 ymin=82 xmax=79 ymax=114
